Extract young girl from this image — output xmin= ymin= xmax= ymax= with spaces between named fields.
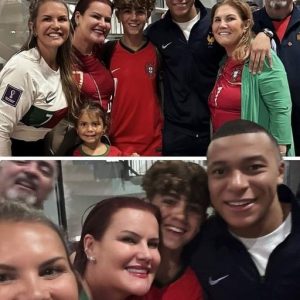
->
xmin=73 ymin=101 xmax=138 ymax=156
xmin=73 ymin=101 xmax=120 ymax=156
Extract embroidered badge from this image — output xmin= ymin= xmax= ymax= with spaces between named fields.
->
xmin=207 ymin=33 xmax=215 ymax=46
xmin=1 ymin=84 xmax=22 ymax=107
xmin=145 ymin=62 xmax=155 ymax=78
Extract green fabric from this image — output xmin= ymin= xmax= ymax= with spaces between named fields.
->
xmin=79 ymin=290 xmax=90 ymax=300
xmin=218 ymin=50 xmax=294 ymax=156
xmin=241 ymin=50 xmax=294 ymax=156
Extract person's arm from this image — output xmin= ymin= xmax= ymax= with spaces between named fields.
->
xmin=0 ymin=60 xmax=34 ymax=155
xmin=249 ymin=32 xmax=272 ymax=74
xmin=258 ymin=52 xmax=293 ymax=152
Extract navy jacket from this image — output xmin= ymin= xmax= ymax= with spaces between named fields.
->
xmin=253 ymin=6 xmax=300 ymax=153
xmin=190 ymin=184 xmax=300 ymax=300
xmin=145 ymin=0 xmax=224 ymax=137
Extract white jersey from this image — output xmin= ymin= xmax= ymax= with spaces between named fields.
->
xmin=0 ymin=48 xmax=68 ymax=155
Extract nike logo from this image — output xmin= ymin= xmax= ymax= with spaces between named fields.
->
xmin=208 ymin=275 xmax=229 ymax=286
xmin=162 ymin=42 xmax=172 ymax=49
xmin=45 ymin=96 xmax=55 ymax=104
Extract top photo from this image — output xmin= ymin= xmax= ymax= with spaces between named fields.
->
xmin=0 ymin=0 xmax=299 ymax=157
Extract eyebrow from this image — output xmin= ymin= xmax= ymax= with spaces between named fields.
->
xmin=0 ymin=264 xmax=16 ymax=271
xmin=120 ymin=231 xmax=159 ymax=240
xmin=39 ymin=257 xmax=67 ymax=269
xmin=208 ymin=155 xmax=268 ymax=167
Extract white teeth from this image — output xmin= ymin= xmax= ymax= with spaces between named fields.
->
xmin=219 ymin=32 xmax=230 ymax=35
xmin=167 ymin=226 xmax=185 ymax=233
xmin=126 ymin=267 xmax=148 ymax=274
xmin=48 ymin=33 xmax=61 ymax=37
xmin=228 ymin=201 xmax=251 ymax=206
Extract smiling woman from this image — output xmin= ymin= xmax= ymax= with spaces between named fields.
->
xmin=73 ymin=197 xmax=161 ymax=300
xmin=71 ymin=0 xmax=115 ymax=112
xmin=208 ymin=0 xmax=294 ymax=156
xmin=0 ymin=201 xmax=82 ymax=300
xmin=0 ymin=0 xmax=79 ymax=156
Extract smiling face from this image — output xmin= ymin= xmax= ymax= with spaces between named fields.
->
xmin=84 ymin=208 xmax=160 ymax=300
xmin=207 ymin=132 xmax=285 ymax=238
xmin=33 ymin=1 xmax=70 ymax=57
xmin=166 ymin=0 xmax=198 ymax=22
xmin=212 ymin=4 xmax=248 ymax=56
xmin=76 ymin=111 xmax=106 ymax=148
xmin=74 ymin=1 xmax=112 ymax=48
xmin=117 ymin=6 xmax=149 ymax=38
xmin=0 ymin=222 xmax=78 ymax=300
xmin=151 ymin=193 xmax=203 ymax=253
xmin=0 ymin=161 xmax=56 ymax=208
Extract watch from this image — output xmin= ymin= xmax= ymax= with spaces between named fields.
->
xmin=263 ymin=28 xmax=274 ymax=39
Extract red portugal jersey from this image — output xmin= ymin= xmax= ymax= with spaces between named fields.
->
xmin=209 ymin=57 xmax=243 ymax=133
xmin=109 ymin=41 xmax=163 ymax=156
xmin=130 ymin=267 xmax=204 ymax=300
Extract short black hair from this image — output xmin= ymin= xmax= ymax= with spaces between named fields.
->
xmin=210 ymin=120 xmax=281 ymax=158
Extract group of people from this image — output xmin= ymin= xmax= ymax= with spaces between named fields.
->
xmin=0 ymin=0 xmax=298 ymax=156
xmin=1 ymin=119 xmax=300 ymax=299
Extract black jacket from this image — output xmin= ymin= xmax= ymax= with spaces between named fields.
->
xmin=190 ymin=184 xmax=300 ymax=300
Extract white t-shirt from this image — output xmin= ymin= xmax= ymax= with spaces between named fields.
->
xmin=0 ymin=48 xmax=68 ymax=155
xmin=173 ymin=12 xmax=201 ymax=41
xmin=231 ymin=213 xmax=292 ymax=276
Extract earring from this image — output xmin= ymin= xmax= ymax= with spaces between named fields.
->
xmin=85 ymin=248 xmax=96 ymax=263
xmin=87 ymin=255 xmax=96 ymax=263
xmin=33 ymin=32 xmax=37 ymax=37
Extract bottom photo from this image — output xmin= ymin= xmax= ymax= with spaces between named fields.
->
xmin=0 ymin=158 xmax=299 ymax=300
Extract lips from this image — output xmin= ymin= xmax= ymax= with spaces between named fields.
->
xmin=165 ymin=224 xmax=187 ymax=235
xmin=15 ymin=178 xmax=37 ymax=192
xmin=225 ymin=199 xmax=255 ymax=211
xmin=125 ymin=266 xmax=150 ymax=278
xmin=48 ymin=32 xmax=63 ymax=38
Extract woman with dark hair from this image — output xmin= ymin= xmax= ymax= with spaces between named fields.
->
xmin=0 ymin=200 xmax=85 ymax=299
xmin=0 ymin=0 xmax=79 ymax=156
xmin=71 ymin=0 xmax=114 ymax=112
xmin=209 ymin=0 xmax=294 ymax=156
xmin=74 ymin=196 xmax=161 ymax=300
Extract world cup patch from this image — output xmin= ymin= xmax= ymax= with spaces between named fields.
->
xmin=145 ymin=63 xmax=155 ymax=78
xmin=1 ymin=84 xmax=22 ymax=107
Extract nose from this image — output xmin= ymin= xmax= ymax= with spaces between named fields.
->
xmin=129 ymin=11 xmax=138 ymax=19
xmin=228 ymin=170 xmax=248 ymax=190
xmin=173 ymin=200 xmax=188 ymax=221
xmin=16 ymin=276 xmax=50 ymax=300
xmin=23 ymin=162 xmax=40 ymax=179
xmin=219 ymin=19 xmax=227 ymax=28
xmin=51 ymin=19 xmax=60 ymax=29
xmin=136 ymin=242 xmax=152 ymax=262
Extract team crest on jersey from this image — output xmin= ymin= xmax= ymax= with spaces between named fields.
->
xmin=207 ymin=33 xmax=215 ymax=47
xmin=145 ymin=62 xmax=155 ymax=78
xmin=1 ymin=84 xmax=22 ymax=107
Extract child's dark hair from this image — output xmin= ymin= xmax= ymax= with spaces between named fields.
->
xmin=75 ymin=100 xmax=110 ymax=130
xmin=114 ymin=0 xmax=156 ymax=11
